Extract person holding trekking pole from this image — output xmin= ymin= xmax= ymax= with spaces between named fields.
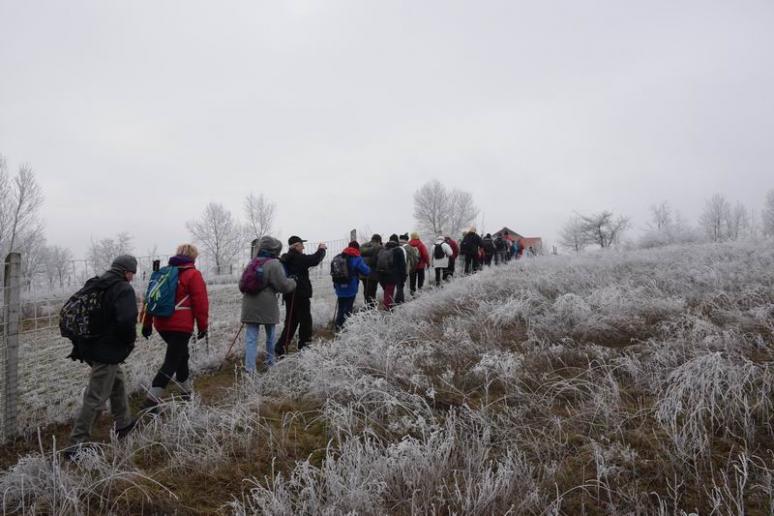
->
xmin=275 ymin=235 xmax=326 ymax=357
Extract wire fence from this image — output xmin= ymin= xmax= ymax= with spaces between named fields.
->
xmin=0 ymin=236 xmax=353 ymax=442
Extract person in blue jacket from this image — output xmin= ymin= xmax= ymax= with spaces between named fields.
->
xmin=333 ymin=240 xmax=371 ymax=330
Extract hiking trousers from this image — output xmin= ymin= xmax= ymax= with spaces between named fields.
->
xmin=380 ymin=281 xmax=396 ymax=310
xmin=151 ymin=331 xmax=191 ymax=389
xmin=464 ymin=255 xmax=479 ymax=274
xmin=435 ymin=267 xmax=444 ymax=286
xmin=361 ymin=277 xmax=378 ymax=307
xmin=409 ymin=269 xmax=425 ymax=293
xmin=71 ymin=362 xmax=132 ymax=444
xmin=276 ymin=295 xmax=312 ymax=356
xmin=335 ymin=296 xmax=356 ymax=330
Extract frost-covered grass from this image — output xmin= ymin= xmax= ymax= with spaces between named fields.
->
xmin=2 ymin=241 xmax=774 ymax=514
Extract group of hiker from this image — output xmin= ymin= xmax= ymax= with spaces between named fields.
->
xmin=60 ymin=228 xmax=529 ymax=455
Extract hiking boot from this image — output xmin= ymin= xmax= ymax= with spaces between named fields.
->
xmin=140 ymin=386 xmax=164 ymax=414
xmin=178 ymin=379 xmax=193 ymax=401
xmin=63 ymin=443 xmax=97 ymax=462
xmin=115 ymin=419 xmax=137 ymax=439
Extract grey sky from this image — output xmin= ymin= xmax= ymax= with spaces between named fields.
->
xmin=1 ymin=0 xmax=772 ymax=257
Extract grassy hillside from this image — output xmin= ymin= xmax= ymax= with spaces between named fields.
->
xmin=2 ymin=242 xmax=773 ymax=514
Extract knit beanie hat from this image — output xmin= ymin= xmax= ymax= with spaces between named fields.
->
xmin=111 ymin=255 xmax=138 ymax=274
xmin=389 ymin=234 xmax=399 ymax=243
xmin=348 ymin=240 xmax=360 ymax=249
xmin=371 ymin=234 xmax=382 ymax=243
xmin=258 ymin=235 xmax=283 ymax=256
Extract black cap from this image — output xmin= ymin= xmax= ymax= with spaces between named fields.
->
xmin=389 ymin=234 xmax=399 ymax=243
xmin=288 ymin=235 xmax=307 ymax=246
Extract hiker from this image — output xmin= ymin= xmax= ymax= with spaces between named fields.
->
xmin=66 ymin=255 xmax=139 ymax=452
xmin=141 ymin=244 xmax=209 ymax=410
xmin=376 ymin=234 xmax=406 ymax=310
xmin=430 ymin=236 xmax=453 ymax=286
xmin=397 ymin=233 xmax=417 ymax=302
xmin=512 ymin=238 xmax=523 ymax=260
xmin=494 ymin=234 xmax=507 ymax=265
xmin=359 ymin=234 xmax=382 ymax=308
xmin=276 ymin=236 xmax=327 ymax=357
xmin=240 ymin=236 xmax=297 ymax=371
xmin=482 ymin=233 xmax=495 ymax=267
xmin=408 ymin=232 xmax=429 ymax=295
xmin=460 ymin=227 xmax=483 ymax=274
xmin=332 ymin=240 xmax=371 ymax=330
xmin=443 ymin=236 xmax=459 ymax=281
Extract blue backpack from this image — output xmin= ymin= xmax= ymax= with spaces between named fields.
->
xmin=144 ymin=266 xmax=180 ymax=317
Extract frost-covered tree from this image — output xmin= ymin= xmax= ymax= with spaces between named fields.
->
xmin=244 ymin=193 xmax=276 ymax=240
xmin=726 ymin=202 xmax=750 ymax=241
xmin=699 ymin=194 xmax=731 ymax=242
xmin=0 ymin=156 xmax=44 ymax=255
xmin=43 ymin=245 xmax=74 ymax=288
xmin=88 ymin=232 xmax=133 ymax=274
xmin=763 ymin=189 xmax=774 ymax=238
xmin=414 ymin=180 xmax=478 ymax=237
xmin=558 ymin=216 xmax=588 ymax=253
xmin=577 ymin=211 xmax=630 ymax=248
xmin=187 ymin=202 xmax=244 ymax=275
xmin=650 ymin=201 xmax=672 ymax=231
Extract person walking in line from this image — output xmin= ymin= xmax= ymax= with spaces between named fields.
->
xmin=460 ymin=227 xmax=483 ymax=274
xmin=332 ymin=240 xmax=371 ymax=330
xmin=494 ymin=234 xmax=507 ymax=265
xmin=408 ymin=232 xmax=429 ymax=294
xmin=359 ymin=234 xmax=382 ymax=308
xmin=443 ymin=235 xmax=459 ymax=281
xmin=66 ymin=255 xmax=139 ymax=454
xmin=376 ymin=234 xmax=406 ymax=310
xmin=240 ymin=236 xmax=296 ymax=372
xmin=276 ymin=235 xmax=327 ymax=357
xmin=397 ymin=233 xmax=417 ymax=302
xmin=141 ymin=244 xmax=209 ymax=410
xmin=430 ymin=236 xmax=453 ymax=287
xmin=481 ymin=233 xmax=495 ymax=267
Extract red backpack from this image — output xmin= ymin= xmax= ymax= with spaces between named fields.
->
xmin=239 ymin=257 xmax=274 ymax=294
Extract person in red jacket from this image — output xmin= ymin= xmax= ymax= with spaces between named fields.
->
xmin=408 ymin=232 xmax=430 ymax=295
xmin=141 ymin=244 xmax=209 ymax=410
xmin=443 ymin=236 xmax=459 ymax=281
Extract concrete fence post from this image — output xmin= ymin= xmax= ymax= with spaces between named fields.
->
xmin=350 ymin=229 xmax=357 ymax=242
xmin=2 ymin=253 xmax=21 ymax=442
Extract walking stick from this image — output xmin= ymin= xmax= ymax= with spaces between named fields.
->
xmin=219 ymin=323 xmax=244 ymax=369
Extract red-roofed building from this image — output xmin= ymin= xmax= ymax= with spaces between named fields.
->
xmin=493 ymin=227 xmax=543 ymax=255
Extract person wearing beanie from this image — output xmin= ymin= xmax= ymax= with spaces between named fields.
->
xmin=460 ymin=227 xmax=483 ymax=274
xmin=396 ymin=234 xmax=416 ymax=304
xmin=408 ymin=232 xmax=430 ymax=295
xmin=67 ymin=254 xmax=140 ymax=454
xmin=140 ymin=244 xmax=210 ymax=410
xmin=240 ymin=236 xmax=297 ymax=371
xmin=332 ymin=240 xmax=371 ymax=330
xmin=276 ymin=235 xmax=327 ymax=357
xmin=376 ymin=233 xmax=407 ymax=310
xmin=359 ymin=234 xmax=383 ymax=308
xmin=481 ymin=233 xmax=495 ymax=267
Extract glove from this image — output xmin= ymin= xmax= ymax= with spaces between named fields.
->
xmin=197 ymin=329 xmax=208 ymax=340
xmin=141 ymin=326 xmax=152 ymax=339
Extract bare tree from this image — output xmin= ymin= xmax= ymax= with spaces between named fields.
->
xmin=0 ymin=158 xmax=44 ymax=254
xmin=413 ymin=180 xmax=478 ymax=237
xmin=89 ymin=232 xmax=134 ymax=274
xmin=558 ymin=216 xmax=588 ymax=253
xmin=727 ymin=202 xmax=750 ymax=241
xmin=763 ymin=189 xmax=774 ymax=238
xmin=649 ymin=201 xmax=672 ymax=230
xmin=245 ymin=193 xmax=276 ymax=240
xmin=447 ymin=189 xmax=479 ymax=238
xmin=43 ymin=245 xmax=74 ymax=288
xmin=699 ymin=194 xmax=731 ymax=243
xmin=577 ymin=211 xmax=630 ymax=248
xmin=187 ymin=202 xmax=244 ymax=275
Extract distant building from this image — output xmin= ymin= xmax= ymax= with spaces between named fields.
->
xmin=493 ymin=227 xmax=543 ymax=254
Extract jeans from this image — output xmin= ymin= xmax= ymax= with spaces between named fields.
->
xmin=245 ymin=323 xmax=276 ymax=370
xmin=152 ymin=331 xmax=191 ymax=388
xmin=71 ymin=362 xmax=131 ymax=444
xmin=335 ymin=296 xmax=356 ymax=330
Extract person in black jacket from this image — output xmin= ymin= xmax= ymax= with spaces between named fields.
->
xmin=275 ymin=235 xmax=327 ymax=356
xmin=376 ymin=234 xmax=407 ymax=310
xmin=460 ymin=227 xmax=483 ymax=274
xmin=68 ymin=255 xmax=139 ymax=452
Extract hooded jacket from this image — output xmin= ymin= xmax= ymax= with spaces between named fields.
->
xmin=143 ymin=255 xmax=209 ymax=335
xmin=359 ymin=240 xmax=383 ymax=281
xmin=408 ymin=238 xmax=430 ymax=270
xmin=75 ymin=269 xmax=138 ymax=364
xmin=377 ymin=241 xmax=407 ymax=284
xmin=333 ymin=246 xmax=371 ymax=298
xmin=241 ymin=248 xmax=297 ymax=324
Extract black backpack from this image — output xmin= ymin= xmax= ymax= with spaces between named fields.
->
xmin=360 ymin=241 xmax=380 ymax=268
xmin=60 ymin=277 xmax=107 ymax=341
xmin=433 ymin=243 xmax=446 ymax=259
xmin=376 ymin=248 xmax=394 ymax=274
xmin=330 ymin=254 xmax=351 ymax=284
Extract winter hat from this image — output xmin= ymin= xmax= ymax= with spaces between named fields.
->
xmin=258 ymin=235 xmax=283 ymax=256
xmin=410 ymin=232 xmax=420 ymax=240
xmin=485 ymin=233 xmax=491 ymax=238
xmin=371 ymin=234 xmax=382 ymax=243
xmin=111 ymin=255 xmax=138 ymax=274
xmin=389 ymin=234 xmax=399 ymax=243
xmin=348 ymin=240 xmax=360 ymax=249
xmin=399 ymin=233 xmax=409 ymax=242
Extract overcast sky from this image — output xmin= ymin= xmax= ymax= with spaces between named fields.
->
xmin=1 ymin=0 xmax=772 ymax=257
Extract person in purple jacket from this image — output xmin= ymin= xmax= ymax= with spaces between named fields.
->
xmin=332 ymin=241 xmax=371 ymax=330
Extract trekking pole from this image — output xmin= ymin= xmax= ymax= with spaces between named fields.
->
xmin=205 ymin=333 xmax=210 ymax=355
xmin=219 ymin=323 xmax=244 ymax=369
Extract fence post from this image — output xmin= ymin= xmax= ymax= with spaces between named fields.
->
xmin=350 ymin=229 xmax=357 ymax=242
xmin=2 ymin=253 xmax=21 ymax=442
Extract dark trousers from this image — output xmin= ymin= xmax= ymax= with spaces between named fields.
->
xmin=361 ymin=277 xmax=378 ymax=307
xmin=484 ymin=255 xmax=493 ymax=267
xmin=409 ymin=269 xmax=425 ymax=293
xmin=152 ymin=331 xmax=191 ymax=388
xmin=464 ymin=255 xmax=479 ymax=274
xmin=276 ymin=294 xmax=312 ymax=356
xmin=395 ymin=280 xmax=406 ymax=304
xmin=335 ymin=296 xmax=356 ymax=330
xmin=434 ymin=267 xmax=443 ymax=286
xmin=444 ymin=257 xmax=455 ymax=280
